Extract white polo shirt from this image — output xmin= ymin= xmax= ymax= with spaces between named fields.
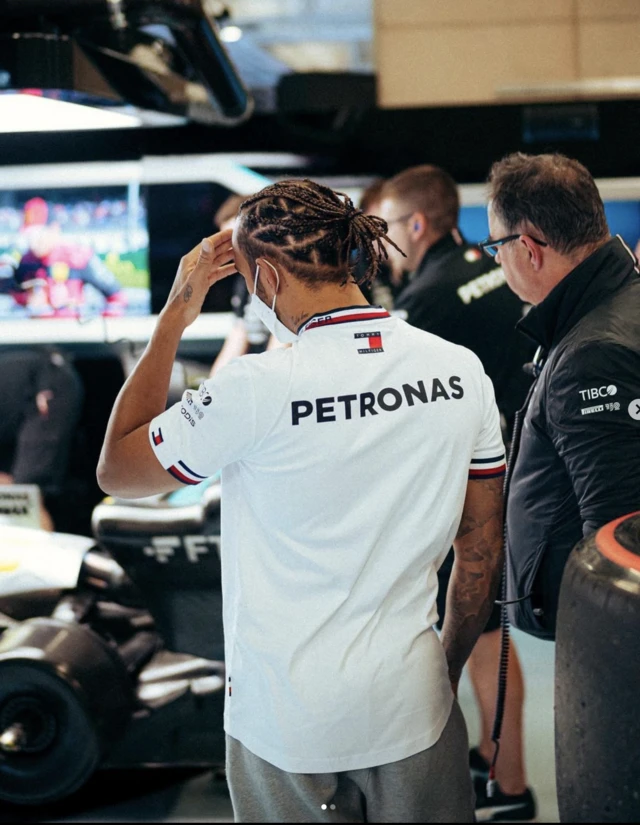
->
xmin=149 ymin=305 xmax=505 ymax=773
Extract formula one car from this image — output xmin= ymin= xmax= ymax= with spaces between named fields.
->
xmin=0 ymin=480 xmax=226 ymax=806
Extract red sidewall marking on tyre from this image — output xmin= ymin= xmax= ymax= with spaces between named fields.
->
xmin=595 ymin=511 xmax=640 ymax=573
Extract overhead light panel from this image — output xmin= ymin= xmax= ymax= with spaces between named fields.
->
xmin=0 ymin=94 xmax=141 ymax=132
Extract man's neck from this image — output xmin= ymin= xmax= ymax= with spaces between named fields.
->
xmin=411 ymin=230 xmax=449 ymax=272
xmin=283 ymin=282 xmax=370 ymax=332
xmin=536 ymin=241 xmax=606 ymax=304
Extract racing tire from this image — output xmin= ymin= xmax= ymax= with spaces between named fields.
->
xmin=0 ymin=617 xmax=133 ymax=806
xmin=555 ymin=512 xmax=640 ymax=823
xmin=0 ymin=663 xmax=101 ymax=806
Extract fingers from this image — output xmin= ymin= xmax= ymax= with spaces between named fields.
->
xmin=213 ymin=245 xmax=235 ymax=265
xmin=211 ymin=227 xmax=233 ymax=242
xmin=185 ymin=229 xmax=233 ymax=264
xmin=201 ymin=228 xmax=233 ymax=255
xmin=198 ymin=235 xmax=234 ymax=266
xmin=203 ymin=246 xmax=234 ymax=273
xmin=207 ymin=262 xmax=237 ymax=284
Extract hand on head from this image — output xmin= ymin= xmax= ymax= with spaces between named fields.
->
xmin=163 ymin=228 xmax=236 ymax=327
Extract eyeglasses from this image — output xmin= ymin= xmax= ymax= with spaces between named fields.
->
xmin=479 ymin=234 xmax=548 ymax=258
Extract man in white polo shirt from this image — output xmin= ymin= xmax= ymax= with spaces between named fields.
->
xmin=98 ymin=180 xmax=505 ymax=823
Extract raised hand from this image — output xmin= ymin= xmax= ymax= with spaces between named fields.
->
xmin=163 ymin=228 xmax=236 ymax=328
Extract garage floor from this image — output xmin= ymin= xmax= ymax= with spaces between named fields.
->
xmin=2 ymin=628 xmax=558 ymax=824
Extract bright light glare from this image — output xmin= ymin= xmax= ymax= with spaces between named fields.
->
xmin=220 ymin=25 xmax=243 ymax=43
xmin=0 ymin=95 xmax=141 ymax=133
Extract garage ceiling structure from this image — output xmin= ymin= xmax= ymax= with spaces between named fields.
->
xmin=0 ymin=0 xmax=374 ymax=122
xmin=0 ymin=0 xmax=638 ymax=182
xmin=220 ymin=0 xmax=373 ymax=72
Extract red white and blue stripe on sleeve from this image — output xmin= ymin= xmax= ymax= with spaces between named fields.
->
xmin=150 ymin=427 xmax=206 ymax=486
xmin=469 ymin=453 xmax=506 ymax=479
xmin=166 ymin=460 xmax=207 ymax=486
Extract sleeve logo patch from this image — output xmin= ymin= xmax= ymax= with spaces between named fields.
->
xmin=198 ymin=384 xmax=213 ymax=405
xmin=629 ymin=399 xmax=640 ymax=420
xmin=355 ymin=331 xmax=383 ymax=354
xmin=152 ymin=428 xmax=164 ymax=445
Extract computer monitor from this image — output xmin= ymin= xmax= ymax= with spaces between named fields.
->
xmin=0 ymin=184 xmax=149 ymax=320
xmin=0 ymin=156 xmax=274 ymax=347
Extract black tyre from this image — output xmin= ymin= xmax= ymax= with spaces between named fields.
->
xmin=0 ymin=663 xmax=102 ymax=805
xmin=555 ymin=512 xmax=640 ymax=823
xmin=0 ymin=618 xmax=133 ymax=806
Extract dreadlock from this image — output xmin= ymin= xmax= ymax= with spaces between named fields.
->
xmin=237 ymin=179 xmax=405 ymax=287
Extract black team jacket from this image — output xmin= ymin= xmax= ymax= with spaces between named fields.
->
xmin=393 ymin=232 xmax=534 ymax=431
xmin=505 ymin=235 xmax=640 ymax=639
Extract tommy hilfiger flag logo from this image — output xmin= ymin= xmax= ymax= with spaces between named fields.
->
xmin=355 ymin=331 xmax=384 ymax=354
xmin=152 ymin=428 xmax=164 ymax=445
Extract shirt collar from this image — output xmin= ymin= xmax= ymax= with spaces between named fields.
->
xmin=517 ymin=235 xmax=639 ymax=350
xmin=297 ymin=305 xmax=391 ymax=335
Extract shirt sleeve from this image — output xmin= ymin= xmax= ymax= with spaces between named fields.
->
xmin=547 ymin=341 xmax=640 ymax=534
xmin=148 ymin=356 xmax=256 ymax=485
xmin=469 ymin=370 xmax=506 ymax=480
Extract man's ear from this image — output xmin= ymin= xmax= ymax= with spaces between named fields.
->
xmin=519 ymin=234 xmax=545 ymax=271
xmin=257 ymin=257 xmax=281 ymax=294
xmin=409 ymin=212 xmax=428 ymax=240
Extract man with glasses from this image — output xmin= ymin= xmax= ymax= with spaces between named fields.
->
xmin=484 ymin=152 xmax=640 ymax=643
xmin=377 ymin=165 xmax=537 ymax=822
xmin=378 ymin=166 xmax=533 ymax=438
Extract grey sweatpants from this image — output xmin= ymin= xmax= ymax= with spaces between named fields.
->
xmin=226 ymin=700 xmax=474 ymax=823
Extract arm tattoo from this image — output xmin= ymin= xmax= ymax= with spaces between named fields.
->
xmin=184 ymin=284 xmax=193 ymax=303
xmin=455 ymin=477 xmax=503 ymax=538
xmin=440 ymin=476 xmax=504 ymax=686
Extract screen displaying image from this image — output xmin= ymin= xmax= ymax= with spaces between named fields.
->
xmin=0 ymin=185 xmax=149 ymax=319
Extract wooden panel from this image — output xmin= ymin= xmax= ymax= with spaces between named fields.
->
xmin=579 ymin=21 xmax=640 ymax=76
xmin=577 ymin=0 xmax=640 ymax=20
xmin=376 ymin=23 xmax=576 ymax=107
xmin=375 ymin=0 xmax=573 ymax=28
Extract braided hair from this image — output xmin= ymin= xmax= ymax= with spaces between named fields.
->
xmin=237 ymin=179 xmax=405 ymax=287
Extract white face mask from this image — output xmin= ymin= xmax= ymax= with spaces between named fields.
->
xmin=250 ymin=262 xmax=299 ymax=344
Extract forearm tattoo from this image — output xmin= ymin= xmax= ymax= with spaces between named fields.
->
xmin=441 ymin=477 xmax=504 ymax=684
xmin=184 ymin=284 xmax=193 ymax=302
